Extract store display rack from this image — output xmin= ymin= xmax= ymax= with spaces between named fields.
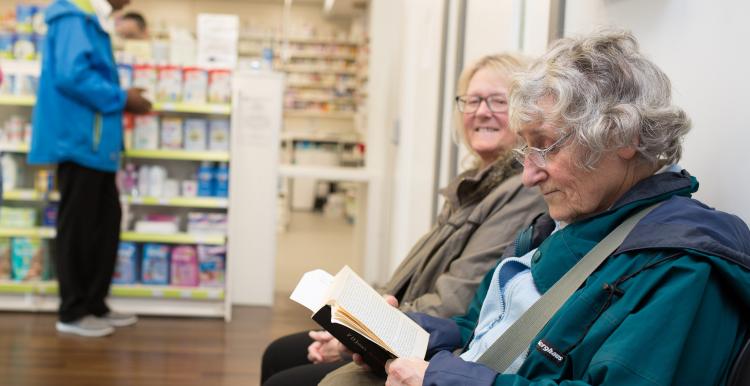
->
xmin=0 ymin=60 xmax=235 ymax=320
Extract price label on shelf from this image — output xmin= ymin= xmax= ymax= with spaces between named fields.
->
xmin=152 ymin=289 xmax=164 ymax=298
xmin=180 ymin=290 xmax=192 ymax=299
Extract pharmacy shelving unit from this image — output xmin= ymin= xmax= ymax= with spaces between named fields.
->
xmin=0 ymin=61 xmax=239 ymax=319
xmin=239 ymin=34 xmax=362 ymax=119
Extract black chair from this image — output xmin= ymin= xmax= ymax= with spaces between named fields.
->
xmin=728 ymin=339 xmax=750 ymax=386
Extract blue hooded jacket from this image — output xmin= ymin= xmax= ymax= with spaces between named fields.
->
xmin=28 ymin=0 xmax=126 ymax=172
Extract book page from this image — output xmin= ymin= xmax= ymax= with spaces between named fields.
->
xmin=328 ymin=266 xmax=429 ymax=359
xmin=289 ymin=269 xmax=334 ymax=312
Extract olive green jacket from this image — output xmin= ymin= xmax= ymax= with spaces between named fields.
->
xmin=382 ymin=157 xmax=546 ymax=318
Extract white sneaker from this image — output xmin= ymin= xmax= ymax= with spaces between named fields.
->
xmin=102 ymin=311 xmax=138 ymax=327
xmin=56 ymin=316 xmax=114 ymax=337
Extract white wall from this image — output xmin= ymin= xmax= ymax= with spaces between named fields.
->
xmin=385 ymin=0 xmax=447 ymax=277
xmin=565 ymin=0 xmax=750 ymax=223
xmin=361 ymin=0 xmax=404 ymax=282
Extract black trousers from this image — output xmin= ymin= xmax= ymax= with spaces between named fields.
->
xmin=55 ymin=162 xmax=121 ymax=323
xmin=261 ymin=331 xmax=350 ymax=386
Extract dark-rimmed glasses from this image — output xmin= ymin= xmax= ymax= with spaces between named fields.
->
xmin=455 ymin=94 xmax=508 ymax=113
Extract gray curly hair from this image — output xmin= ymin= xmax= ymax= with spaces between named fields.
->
xmin=509 ymin=29 xmax=691 ymax=169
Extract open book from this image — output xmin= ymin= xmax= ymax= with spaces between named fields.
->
xmin=290 ymin=266 xmax=429 ymax=373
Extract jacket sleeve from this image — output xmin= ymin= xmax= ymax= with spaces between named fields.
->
xmin=398 ymin=180 xmax=546 ymax=317
xmin=50 ymin=16 xmax=127 ymax=114
xmin=407 ymin=312 xmax=463 ymax=358
xmin=424 ymin=254 xmax=746 ymax=386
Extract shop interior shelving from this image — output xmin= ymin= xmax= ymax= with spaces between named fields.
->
xmin=0 ymin=61 xmax=234 ymax=319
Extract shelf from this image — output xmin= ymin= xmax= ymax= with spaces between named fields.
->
xmin=286 ymin=82 xmax=357 ymax=89
xmin=125 ymin=149 xmax=230 ymax=161
xmin=283 ymin=110 xmax=355 ymax=119
xmin=0 ymin=95 xmax=35 ymax=106
xmin=152 ymin=102 xmax=231 ymax=115
xmin=0 ymin=280 xmax=224 ymax=300
xmin=0 ymin=97 xmax=232 ymax=115
xmin=0 ymin=227 xmax=56 ymax=238
xmin=0 ymin=143 xmax=29 ymax=153
xmin=111 ymin=284 xmax=224 ymax=300
xmin=0 ymin=227 xmax=225 ymax=245
xmin=288 ymin=52 xmax=356 ymax=60
xmin=120 ymin=231 xmax=225 ymax=245
xmin=123 ymin=195 xmax=228 ymax=209
xmin=281 ymin=65 xmax=357 ymax=75
xmin=3 ymin=189 xmax=59 ymax=201
xmin=279 ymin=164 xmax=370 ymax=182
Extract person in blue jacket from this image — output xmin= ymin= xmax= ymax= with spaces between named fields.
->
xmin=28 ymin=0 xmax=151 ymax=337
xmin=320 ymin=29 xmax=750 ymax=386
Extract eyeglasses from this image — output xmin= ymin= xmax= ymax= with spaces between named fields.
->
xmin=512 ymin=131 xmax=572 ymax=168
xmin=455 ymin=94 xmax=509 ymax=113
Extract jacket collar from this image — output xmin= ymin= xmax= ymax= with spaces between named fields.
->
xmin=440 ymin=154 xmax=521 ymax=208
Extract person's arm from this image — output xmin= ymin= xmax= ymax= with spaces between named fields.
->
xmin=415 ymin=254 xmax=745 ymax=386
xmin=49 ymin=17 xmax=127 ymax=114
xmin=398 ymin=182 xmax=545 ymax=317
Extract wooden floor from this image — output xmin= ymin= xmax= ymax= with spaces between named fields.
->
xmin=0 ymin=295 xmax=316 ymax=386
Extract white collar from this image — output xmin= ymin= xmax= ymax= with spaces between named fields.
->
xmin=89 ymin=0 xmax=114 ymax=33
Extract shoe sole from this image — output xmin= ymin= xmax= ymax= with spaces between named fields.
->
xmin=106 ymin=317 xmax=138 ymax=327
xmin=56 ymin=322 xmax=114 ymax=337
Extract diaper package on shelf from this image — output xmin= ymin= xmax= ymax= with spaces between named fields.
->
xmin=141 ymin=243 xmax=170 ymax=285
xmin=197 ymin=245 xmax=225 ymax=287
xmin=11 ymin=237 xmax=45 ymax=281
xmin=170 ymin=245 xmax=199 ymax=287
xmin=113 ymin=242 xmax=139 ymax=285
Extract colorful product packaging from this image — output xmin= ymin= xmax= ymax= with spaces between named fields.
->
xmin=118 ymin=63 xmax=133 ymax=89
xmin=133 ymin=114 xmax=159 ymax=149
xmin=0 ymin=31 xmax=14 ymax=59
xmin=0 ymin=238 xmax=11 ymax=280
xmin=12 ymin=32 xmax=35 ymax=60
xmin=113 ymin=242 xmax=138 ymax=284
xmin=11 ymin=237 xmax=44 ymax=281
xmin=208 ymin=119 xmax=230 ymax=151
xmin=170 ymin=245 xmax=199 ymax=287
xmin=197 ymin=245 xmax=225 ymax=287
xmin=183 ymin=118 xmax=207 ymax=151
xmin=141 ymin=243 xmax=170 ymax=285
xmin=160 ymin=116 xmax=183 ymax=149
xmin=156 ymin=65 xmax=183 ymax=102
xmin=207 ymin=69 xmax=232 ymax=104
xmin=132 ymin=64 xmax=157 ymax=101
xmin=182 ymin=67 xmax=208 ymax=104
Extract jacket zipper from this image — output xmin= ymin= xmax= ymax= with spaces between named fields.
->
xmin=93 ymin=113 xmax=102 ymax=152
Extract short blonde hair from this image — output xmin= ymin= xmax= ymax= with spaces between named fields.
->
xmin=509 ymin=29 xmax=691 ymax=169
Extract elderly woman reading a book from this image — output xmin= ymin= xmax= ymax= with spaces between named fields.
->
xmin=320 ymin=29 xmax=750 ymax=386
xmin=260 ymin=53 xmax=547 ymax=385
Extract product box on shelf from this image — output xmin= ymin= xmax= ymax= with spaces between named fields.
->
xmin=196 ymin=161 xmax=214 ymax=197
xmin=182 ymin=67 xmax=208 ymax=104
xmin=0 ymin=207 xmax=36 ymax=228
xmin=207 ymin=69 xmax=231 ymax=104
xmin=42 ymin=203 xmax=57 ymax=227
xmin=113 ymin=242 xmax=138 ymax=284
xmin=133 ymin=64 xmax=157 ymax=101
xmin=0 ymin=238 xmax=11 ymax=280
xmin=133 ymin=114 xmax=159 ymax=149
xmin=156 ymin=65 xmax=183 ymax=102
xmin=141 ymin=243 xmax=169 ymax=285
xmin=134 ymin=213 xmax=179 ymax=233
xmin=118 ymin=63 xmax=133 ymax=89
xmin=160 ymin=117 xmax=183 ymax=149
xmin=208 ymin=119 xmax=230 ymax=151
xmin=184 ymin=118 xmax=208 ymax=151
xmin=11 ymin=237 xmax=45 ymax=281
xmin=187 ymin=212 xmax=227 ymax=235
xmin=170 ymin=245 xmax=199 ymax=287
xmin=197 ymin=244 xmax=225 ymax=287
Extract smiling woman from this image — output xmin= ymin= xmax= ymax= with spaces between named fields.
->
xmin=262 ymin=53 xmax=547 ymax=386
xmin=321 ymin=29 xmax=750 ymax=386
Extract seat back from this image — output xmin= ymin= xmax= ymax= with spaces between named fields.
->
xmin=728 ymin=338 xmax=750 ymax=386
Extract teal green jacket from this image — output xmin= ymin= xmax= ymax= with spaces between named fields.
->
xmin=415 ymin=170 xmax=750 ymax=385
